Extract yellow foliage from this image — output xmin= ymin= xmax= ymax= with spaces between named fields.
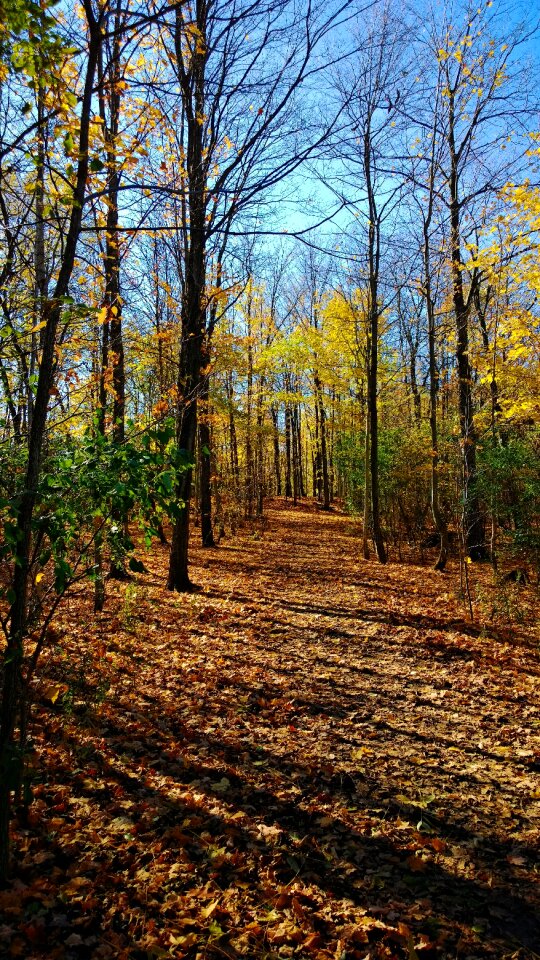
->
xmin=465 ymin=148 xmax=540 ymax=425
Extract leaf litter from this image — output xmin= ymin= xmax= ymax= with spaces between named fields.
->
xmin=2 ymin=500 xmax=539 ymax=960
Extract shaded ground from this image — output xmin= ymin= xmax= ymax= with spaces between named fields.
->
xmin=2 ymin=500 xmax=539 ymax=960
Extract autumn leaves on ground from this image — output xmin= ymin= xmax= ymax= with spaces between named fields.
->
xmin=2 ymin=501 xmax=539 ymax=960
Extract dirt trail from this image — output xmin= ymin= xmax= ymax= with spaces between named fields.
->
xmin=3 ymin=500 xmax=540 ymax=959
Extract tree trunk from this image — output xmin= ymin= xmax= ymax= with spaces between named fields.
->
xmin=255 ymin=376 xmax=265 ymax=517
xmin=152 ymin=242 xmax=168 ymax=546
xmin=329 ymin=388 xmax=336 ymax=502
xmin=0 ymin=10 xmax=101 ymax=879
xmin=448 ymin=89 xmax=484 ymax=560
xmin=362 ymin=399 xmax=371 ymax=561
xmin=292 ymin=403 xmax=303 ymax=500
xmin=98 ymin=9 xmax=127 ymax=578
xmin=0 ymin=360 xmax=22 ymax=444
xmin=426 ymin=257 xmax=448 ymax=571
xmin=226 ymin=373 xmax=240 ymax=490
xmin=364 ymin=127 xmax=386 ymax=564
xmin=314 ymin=399 xmax=321 ymax=499
xmin=29 ymin=81 xmax=47 ymax=435
xmin=285 ymin=397 xmax=293 ymax=499
xmin=199 ymin=362 xmax=215 ymax=547
xmin=410 ymin=348 xmax=421 ymax=424
xmin=167 ymin=0 xmax=208 ymax=591
xmin=314 ymin=373 xmax=330 ymax=509
xmin=167 ymin=335 xmax=201 ymax=591
xmin=367 ymin=289 xmax=386 ymax=562
xmin=245 ymin=311 xmax=254 ymax=519
xmin=270 ymin=403 xmax=282 ymax=495
xmin=94 ymin=516 xmax=106 ymax=613
xmin=422 ymin=156 xmax=448 ymax=571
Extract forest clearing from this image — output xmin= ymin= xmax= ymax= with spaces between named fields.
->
xmin=1 ymin=500 xmax=538 ymax=960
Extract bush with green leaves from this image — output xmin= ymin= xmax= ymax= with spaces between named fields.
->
xmin=0 ymin=419 xmax=191 ymax=620
xmin=476 ymin=428 xmax=540 ymax=571
xmin=335 ymin=425 xmax=456 ymax=543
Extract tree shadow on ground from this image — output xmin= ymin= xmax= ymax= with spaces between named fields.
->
xmin=36 ymin=691 xmax=539 ymax=958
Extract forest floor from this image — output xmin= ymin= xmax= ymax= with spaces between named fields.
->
xmin=1 ymin=499 xmax=540 ymax=960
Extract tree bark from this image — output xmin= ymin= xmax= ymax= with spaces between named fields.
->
xmin=448 ymin=89 xmax=484 ymax=560
xmin=167 ymin=0 xmax=208 ymax=591
xmin=365 ymin=122 xmax=386 ymax=564
xmin=199 ymin=356 xmax=215 ymax=547
xmin=363 ymin=391 xmax=371 ymax=560
xmin=418 ymin=111 xmax=449 ymax=572
xmin=292 ymin=402 xmax=304 ymax=500
xmin=425 ymin=239 xmax=448 ymax=571
xmin=314 ymin=372 xmax=330 ymax=509
xmin=255 ymin=376 xmax=265 ymax=516
xmin=285 ymin=395 xmax=293 ymax=499
xmin=245 ymin=304 xmax=254 ymax=519
xmin=167 ymin=329 xmax=202 ymax=590
xmin=270 ymin=403 xmax=282 ymax=496
xmin=226 ymin=372 xmax=240 ymax=489
xmin=29 ymin=80 xmax=47 ymax=435
xmin=97 ymin=4 xmax=127 ymax=578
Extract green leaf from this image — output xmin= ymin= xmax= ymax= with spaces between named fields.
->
xmin=39 ymin=548 xmax=51 ymax=566
xmin=159 ymin=470 xmax=174 ymax=494
xmin=153 ymin=425 xmax=175 ymax=446
xmin=63 ymin=131 xmax=74 ymax=156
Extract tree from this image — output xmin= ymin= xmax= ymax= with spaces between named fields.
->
xmin=402 ymin=67 xmax=451 ymax=570
xmin=424 ymin=0 xmax=535 ymax=558
xmin=0 ymin=0 xmax=105 ymax=879
xmin=329 ymin=1 xmax=408 ymax=561
xmin=159 ymin=0 xmax=353 ymax=590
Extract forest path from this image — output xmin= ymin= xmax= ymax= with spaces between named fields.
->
xmin=7 ymin=500 xmax=540 ymax=960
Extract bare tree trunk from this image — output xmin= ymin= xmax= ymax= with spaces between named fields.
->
xmin=226 ymin=372 xmax=240 ymax=490
xmin=0 ymin=361 xmax=22 ymax=443
xmin=293 ymin=402 xmax=304 ymax=499
xmin=270 ymin=403 xmax=282 ymax=495
xmin=329 ymin=388 xmax=336 ymax=502
xmin=367 ymin=285 xmax=386 ymax=562
xmin=152 ymin=241 xmax=168 ymax=546
xmin=314 ymin=373 xmax=330 ymax=509
xmin=29 ymin=82 xmax=47 ymax=435
xmin=198 ymin=358 xmax=215 ymax=547
xmin=245 ymin=312 xmax=254 ymax=519
xmin=363 ymin=399 xmax=371 ymax=561
xmin=255 ymin=376 xmax=265 ymax=516
xmin=448 ymin=89 xmax=484 ymax=560
xmin=426 ymin=258 xmax=448 ymax=571
xmin=98 ymin=5 xmax=127 ymax=579
xmin=167 ymin=329 xmax=201 ymax=590
xmin=285 ymin=396 xmax=293 ymax=499
xmin=364 ymin=123 xmax=386 ymax=563
xmin=167 ymin=0 xmax=208 ymax=591
xmin=410 ymin=349 xmax=421 ymax=424
xmin=421 ymin=136 xmax=449 ymax=571
xmin=314 ymin=399 xmax=321 ymax=499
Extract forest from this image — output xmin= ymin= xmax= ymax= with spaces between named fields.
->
xmin=0 ymin=0 xmax=539 ymax=957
